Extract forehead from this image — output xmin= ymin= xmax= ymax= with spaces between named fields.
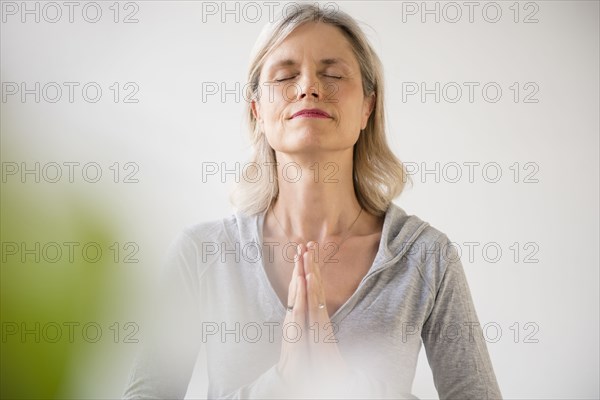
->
xmin=262 ymin=22 xmax=357 ymax=71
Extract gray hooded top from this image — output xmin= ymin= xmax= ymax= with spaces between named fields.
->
xmin=123 ymin=202 xmax=503 ymax=399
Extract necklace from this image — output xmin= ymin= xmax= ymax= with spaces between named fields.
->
xmin=270 ymin=204 xmax=363 ymax=255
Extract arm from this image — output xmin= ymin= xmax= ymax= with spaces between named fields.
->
xmin=122 ymin=230 xmax=292 ymax=399
xmin=122 ymin=230 xmax=202 ymax=399
xmin=421 ymin=235 xmax=503 ymax=400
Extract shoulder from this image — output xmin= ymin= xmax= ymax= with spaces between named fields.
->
xmin=387 ymin=204 xmax=460 ymax=293
xmin=173 ymin=211 xmax=248 ymax=248
xmin=166 ymin=210 xmax=260 ymax=262
xmin=179 ymin=214 xmax=236 ymax=242
xmin=385 ymin=202 xmax=455 ymax=258
xmin=159 ymin=213 xmax=244 ymax=285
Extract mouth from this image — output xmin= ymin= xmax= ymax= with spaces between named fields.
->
xmin=290 ymin=108 xmax=331 ymax=119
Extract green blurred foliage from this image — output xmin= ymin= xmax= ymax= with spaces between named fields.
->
xmin=1 ymin=157 xmax=122 ymax=398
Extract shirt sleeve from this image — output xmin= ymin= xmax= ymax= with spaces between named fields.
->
xmin=421 ymin=234 xmax=503 ymax=400
xmin=121 ymin=230 xmax=292 ymax=400
xmin=122 ymin=230 xmax=203 ymax=399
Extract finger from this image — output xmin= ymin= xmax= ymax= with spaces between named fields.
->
xmin=306 ymin=272 xmax=319 ymax=326
xmin=296 ymin=243 xmax=306 ymax=277
xmin=295 ymin=269 xmax=306 ymax=318
xmin=305 ymin=241 xmax=324 ymax=288
xmin=307 ymin=241 xmax=327 ymax=305
xmin=303 ymin=241 xmax=316 ymax=275
xmin=306 ymin=271 xmax=336 ymax=376
xmin=286 ymin=244 xmax=302 ymax=309
xmin=304 ymin=243 xmax=327 ymax=324
xmin=306 ymin=272 xmax=328 ymax=329
xmin=282 ymin=257 xmax=307 ymax=356
xmin=307 ymin=241 xmax=326 ymax=302
xmin=295 ymin=271 xmax=312 ymax=365
xmin=279 ymin=245 xmax=311 ymax=390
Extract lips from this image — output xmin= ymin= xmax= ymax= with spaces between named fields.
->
xmin=290 ymin=108 xmax=331 ymax=119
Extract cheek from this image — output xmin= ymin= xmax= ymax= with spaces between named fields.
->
xmin=259 ymin=101 xmax=288 ymax=131
xmin=337 ymin=95 xmax=367 ymax=125
xmin=259 ymin=100 xmax=279 ymax=123
xmin=337 ymin=84 xmax=363 ymax=107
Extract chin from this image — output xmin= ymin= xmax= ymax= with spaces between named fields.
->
xmin=288 ymin=128 xmax=327 ymax=146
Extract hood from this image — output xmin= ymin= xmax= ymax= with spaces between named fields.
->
xmin=232 ymin=201 xmax=431 ymax=279
xmin=368 ymin=202 xmax=431 ymax=277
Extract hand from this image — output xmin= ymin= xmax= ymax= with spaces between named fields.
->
xmin=276 ymin=242 xmax=352 ymax=395
xmin=276 ymin=243 xmax=310 ymax=392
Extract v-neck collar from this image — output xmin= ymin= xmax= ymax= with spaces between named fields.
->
xmin=250 ymin=204 xmax=401 ymax=324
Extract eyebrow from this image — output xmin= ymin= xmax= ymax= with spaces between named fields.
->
xmin=267 ymin=57 xmax=352 ymax=71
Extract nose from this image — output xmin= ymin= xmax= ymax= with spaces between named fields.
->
xmin=295 ymin=70 xmax=320 ymax=101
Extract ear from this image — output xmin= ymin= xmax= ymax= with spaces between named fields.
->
xmin=251 ymin=100 xmax=260 ymax=121
xmin=251 ymin=100 xmax=265 ymax=132
xmin=361 ymin=93 xmax=376 ymax=130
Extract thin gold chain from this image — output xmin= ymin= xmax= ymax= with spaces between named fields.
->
xmin=270 ymin=204 xmax=363 ymax=254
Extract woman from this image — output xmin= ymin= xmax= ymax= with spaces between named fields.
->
xmin=124 ymin=4 xmax=502 ymax=399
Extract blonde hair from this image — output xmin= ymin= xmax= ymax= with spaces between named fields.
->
xmin=230 ymin=3 xmax=412 ymax=217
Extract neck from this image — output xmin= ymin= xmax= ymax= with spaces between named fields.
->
xmin=270 ymin=150 xmax=362 ymax=244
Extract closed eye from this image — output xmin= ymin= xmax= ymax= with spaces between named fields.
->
xmin=275 ymin=74 xmax=342 ymax=82
xmin=275 ymin=76 xmax=296 ymax=82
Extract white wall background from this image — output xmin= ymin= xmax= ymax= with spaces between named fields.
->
xmin=1 ymin=1 xmax=598 ymax=399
